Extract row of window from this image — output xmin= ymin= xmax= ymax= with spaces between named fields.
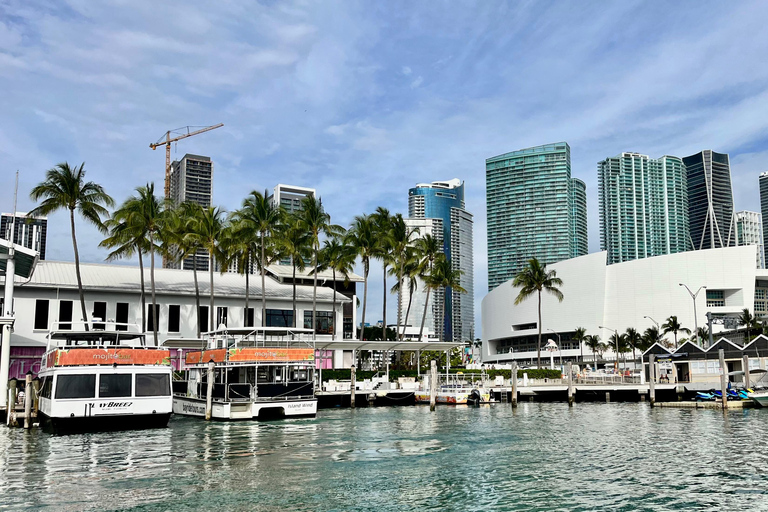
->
xmin=33 ymin=300 xmax=336 ymax=334
xmin=40 ymin=373 xmax=171 ymax=399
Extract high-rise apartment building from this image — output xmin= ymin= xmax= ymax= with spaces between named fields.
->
xmin=736 ymin=211 xmax=764 ymax=269
xmin=0 ymin=212 xmax=47 ymax=259
xmin=486 ymin=142 xmax=587 ymax=291
xmin=759 ymin=172 xmax=768 ymax=256
xmin=598 ymin=153 xmax=689 ymax=264
xmin=406 ymin=179 xmax=473 ymax=342
xmin=167 ymin=153 xmax=214 ymax=271
xmin=683 ymin=150 xmax=735 ymax=250
xmin=401 ymin=217 xmax=442 ymax=340
xmin=270 ymin=184 xmax=316 ymax=266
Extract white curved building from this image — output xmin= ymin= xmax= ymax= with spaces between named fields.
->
xmin=480 ymin=246 xmax=766 ymax=365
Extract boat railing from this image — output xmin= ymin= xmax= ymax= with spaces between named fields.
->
xmin=205 ymin=326 xmax=317 ymax=350
xmin=45 ymin=321 xmax=150 ymax=350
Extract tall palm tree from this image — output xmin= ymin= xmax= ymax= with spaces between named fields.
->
xmin=390 ymin=250 xmax=419 ymax=340
xmin=372 ymin=207 xmax=394 ymax=341
xmin=584 ymin=334 xmax=602 ymax=366
xmin=512 ymin=258 xmax=564 ymax=368
xmin=415 ymin=234 xmax=442 ymax=342
xmin=625 ymin=327 xmax=642 ymax=367
xmin=662 ymin=315 xmax=690 ymax=349
xmin=430 ymin=255 xmax=466 ymax=342
xmin=739 ymin=308 xmax=761 ymax=340
xmin=29 ymin=162 xmax=114 ymax=329
xmin=298 ymin=196 xmax=342 ymax=335
xmin=389 ymin=214 xmax=419 ymax=340
xmin=696 ymin=326 xmax=710 ymax=345
xmin=318 ymin=235 xmax=355 ymax=340
xmin=346 ymin=214 xmax=376 ymax=339
xmin=238 ymin=190 xmax=283 ymax=327
xmin=167 ymin=202 xmax=206 ymax=337
xmin=572 ymin=327 xmax=587 ymax=362
xmin=643 ymin=326 xmax=664 ymax=349
xmin=276 ymin=215 xmax=310 ymax=328
xmin=187 ymin=207 xmax=226 ymax=331
xmin=221 ymin=214 xmax=257 ymax=325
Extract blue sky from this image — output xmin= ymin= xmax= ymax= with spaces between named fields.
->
xmin=2 ymin=1 xmax=768 ymax=337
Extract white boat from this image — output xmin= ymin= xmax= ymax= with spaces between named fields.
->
xmin=37 ymin=322 xmax=173 ymax=433
xmin=749 ymin=390 xmax=768 ymax=407
xmin=747 ymin=369 xmax=768 ymax=407
xmin=172 ymin=327 xmax=318 ymax=420
xmin=415 ymin=374 xmax=491 ymax=405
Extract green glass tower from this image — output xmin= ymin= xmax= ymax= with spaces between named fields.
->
xmin=598 ymin=152 xmax=690 ymax=264
xmin=486 ymin=142 xmax=587 ymax=291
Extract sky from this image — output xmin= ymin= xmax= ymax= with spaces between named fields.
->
xmin=2 ymin=1 xmax=768 ymax=338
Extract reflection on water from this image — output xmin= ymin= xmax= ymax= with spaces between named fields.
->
xmin=1 ymin=404 xmax=768 ymax=510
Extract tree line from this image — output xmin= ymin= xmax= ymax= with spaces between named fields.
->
xmin=27 ymin=162 xmax=466 ymax=345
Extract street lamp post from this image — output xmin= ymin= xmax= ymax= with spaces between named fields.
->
xmin=679 ymin=283 xmax=706 ymax=345
xmin=643 ymin=315 xmax=660 ymax=329
xmin=547 ymin=328 xmax=562 ymax=368
xmin=599 ymin=326 xmax=619 ymax=373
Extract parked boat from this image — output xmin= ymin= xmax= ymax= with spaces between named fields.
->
xmin=415 ymin=375 xmax=491 ymax=405
xmin=172 ymin=327 xmax=318 ymax=420
xmin=37 ymin=322 xmax=173 ymax=433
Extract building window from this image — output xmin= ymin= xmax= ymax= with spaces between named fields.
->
xmin=706 ymin=360 xmax=721 ymax=374
xmin=217 ymin=307 xmax=228 ymax=327
xmin=706 ymin=290 xmax=725 ymax=307
xmin=116 ymin=303 xmax=129 ymax=331
xmin=93 ymin=301 xmax=107 ymax=330
xmin=749 ymin=358 xmax=762 ymax=371
xmin=245 ymin=308 xmax=255 ymax=328
xmin=168 ymin=305 xmax=180 ymax=333
xmin=304 ymin=311 xmax=334 ymax=335
xmin=199 ymin=306 xmax=209 ymax=333
xmin=266 ymin=309 xmax=294 ymax=328
xmin=34 ymin=299 xmax=49 ymax=330
xmin=147 ymin=304 xmax=160 ymax=332
xmin=756 ymin=288 xmax=767 ymax=301
xmin=690 ymin=361 xmax=706 ymax=374
xmin=58 ymin=300 xmax=73 ymax=330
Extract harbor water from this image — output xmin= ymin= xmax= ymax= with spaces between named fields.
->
xmin=1 ymin=403 xmax=768 ymax=511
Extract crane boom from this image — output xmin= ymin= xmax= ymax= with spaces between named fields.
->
xmin=150 ymin=123 xmax=224 ymax=199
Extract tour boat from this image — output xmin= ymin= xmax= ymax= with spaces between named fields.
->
xmin=172 ymin=327 xmax=318 ymax=420
xmin=415 ymin=382 xmax=490 ymax=405
xmin=37 ymin=322 xmax=173 ymax=433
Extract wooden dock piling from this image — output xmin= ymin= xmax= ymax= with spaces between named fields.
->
xmin=205 ymin=361 xmax=214 ymax=421
xmin=648 ymin=354 xmax=656 ymax=406
xmin=719 ymin=349 xmax=727 ymax=410
xmin=350 ymin=365 xmax=356 ymax=409
xmin=567 ymin=362 xmax=574 ymax=407
xmin=511 ymin=362 xmax=518 ymax=408
xmin=743 ymin=354 xmax=751 ymax=390
xmin=429 ymin=360 xmax=437 ymax=412
xmin=23 ymin=373 xmax=32 ymax=429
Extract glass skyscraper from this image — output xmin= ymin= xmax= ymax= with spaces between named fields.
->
xmin=485 ymin=142 xmax=587 ymax=291
xmin=736 ymin=210 xmax=764 ymax=269
xmin=407 ymin=179 xmax=474 ymax=342
xmin=683 ymin=150 xmax=735 ymax=250
xmin=598 ymin=153 xmax=690 ymax=264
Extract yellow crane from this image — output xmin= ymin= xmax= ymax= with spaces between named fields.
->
xmin=150 ymin=123 xmax=224 ymax=199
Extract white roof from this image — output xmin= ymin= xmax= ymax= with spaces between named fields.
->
xmin=266 ymin=264 xmax=363 ymax=283
xmin=13 ymin=260 xmax=351 ymax=303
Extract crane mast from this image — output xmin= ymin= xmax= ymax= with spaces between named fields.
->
xmin=150 ymin=123 xmax=224 ymax=199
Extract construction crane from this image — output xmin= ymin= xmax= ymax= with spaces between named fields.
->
xmin=150 ymin=123 xmax=224 ymax=199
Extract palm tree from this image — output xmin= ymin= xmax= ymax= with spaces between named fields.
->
xmin=739 ymin=308 xmax=761 ymax=340
xmin=29 ymin=162 xmax=114 ymax=329
xmin=512 ymin=258 xmax=564 ymax=368
xmin=415 ymin=234 xmax=442 ymax=342
xmin=643 ymin=326 xmax=665 ymax=349
xmin=187 ymin=207 xmax=226 ymax=331
xmin=572 ymin=327 xmax=587 ymax=362
xmin=430 ymin=255 xmax=466 ymax=342
xmin=221 ymin=214 xmax=257 ymax=325
xmin=391 ymin=251 xmax=419 ymax=340
xmin=372 ymin=207 xmax=394 ymax=341
xmin=233 ymin=190 xmax=283 ymax=327
xmin=167 ymin=202 xmax=206 ymax=337
xmin=625 ymin=327 xmax=642 ymax=368
xmin=389 ymin=214 xmax=419 ymax=340
xmin=696 ymin=326 xmax=710 ymax=345
xmin=584 ymin=334 xmax=601 ymax=367
xmin=298 ymin=196 xmax=342 ymax=336
xmin=318 ymin=235 xmax=355 ymax=340
xmin=346 ymin=214 xmax=376 ymax=339
xmin=276 ymin=215 xmax=310 ymax=328
xmin=661 ymin=315 xmax=690 ymax=349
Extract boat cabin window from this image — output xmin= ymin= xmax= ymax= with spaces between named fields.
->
xmin=257 ymin=366 xmax=281 ymax=383
xmin=99 ymin=374 xmax=132 ymax=398
xmin=55 ymin=374 xmax=96 ymax=399
xmin=290 ymin=370 xmax=308 ymax=382
xmin=40 ymin=376 xmax=53 ymax=399
xmin=135 ymin=373 xmax=171 ymax=397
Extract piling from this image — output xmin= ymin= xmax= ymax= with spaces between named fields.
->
xmin=205 ymin=360 xmax=214 ymax=421
xmin=567 ymin=362 xmax=574 ymax=407
xmin=6 ymin=379 xmax=17 ymax=426
xmin=719 ymin=349 xmax=727 ymax=410
xmin=23 ymin=372 xmax=32 ymax=429
xmin=32 ymin=378 xmax=40 ymax=416
xmin=511 ymin=362 xmax=518 ymax=408
xmin=648 ymin=354 xmax=656 ymax=406
xmin=429 ymin=360 xmax=437 ymax=412
xmin=743 ymin=354 xmax=751 ymax=389
xmin=350 ymin=365 xmax=356 ymax=409
xmin=605 ymin=391 xmax=610 ymax=403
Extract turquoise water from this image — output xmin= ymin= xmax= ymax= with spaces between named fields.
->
xmin=1 ymin=403 xmax=768 ymax=511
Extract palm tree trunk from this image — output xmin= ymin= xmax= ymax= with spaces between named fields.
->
xmin=537 ymin=290 xmax=542 ymax=368
xmin=396 ymin=263 xmax=404 ymax=341
xmin=312 ymin=244 xmax=318 ymax=335
xmin=70 ymin=208 xmax=89 ymax=330
xmin=440 ymin=287 xmax=446 ymax=343
xmin=418 ymin=286 xmax=431 ymax=342
xmin=245 ymin=265 xmax=250 ymax=326
xmin=360 ymin=262 xmax=368 ymax=340
xmin=261 ymin=232 xmax=267 ymax=327
xmin=292 ymin=263 xmax=298 ymax=328
xmin=150 ymin=234 xmax=158 ymax=346
xmin=382 ymin=263 xmax=387 ymax=340
xmin=138 ymin=246 xmax=146 ymax=333
xmin=332 ymin=268 xmax=337 ymax=341
xmin=193 ymin=257 xmax=201 ymax=337
xmin=403 ymin=287 xmax=414 ymax=341
xmin=209 ymin=251 xmax=215 ymax=331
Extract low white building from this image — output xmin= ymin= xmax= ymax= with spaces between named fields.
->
xmin=481 ymin=246 xmax=767 ymax=365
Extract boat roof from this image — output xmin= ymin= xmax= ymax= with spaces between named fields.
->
xmin=202 ymin=326 xmax=316 ymax=336
xmin=313 ymin=340 xmax=466 ymax=351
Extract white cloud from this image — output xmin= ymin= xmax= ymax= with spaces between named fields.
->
xmin=410 ymin=76 xmax=423 ymax=89
xmin=402 ymin=66 xmax=412 ymax=75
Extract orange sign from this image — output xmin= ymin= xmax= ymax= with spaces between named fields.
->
xmin=50 ymin=348 xmax=171 ymax=367
xmin=185 ymin=347 xmax=314 ymax=365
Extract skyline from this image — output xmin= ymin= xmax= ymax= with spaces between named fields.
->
xmin=3 ymin=1 xmax=768 ymax=335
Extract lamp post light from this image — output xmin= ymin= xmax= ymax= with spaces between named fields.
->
xmin=643 ymin=315 xmax=660 ymax=329
xmin=679 ymin=283 xmax=706 ymax=345
xmin=599 ymin=326 xmax=619 ymax=373
xmin=547 ymin=328 xmax=563 ymax=368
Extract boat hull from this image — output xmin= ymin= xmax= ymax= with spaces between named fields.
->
xmin=38 ymin=411 xmax=171 ymax=434
xmin=173 ymin=396 xmax=318 ymax=420
xmin=415 ymin=390 xmax=491 ymax=405
xmin=749 ymin=391 xmax=768 ymax=407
